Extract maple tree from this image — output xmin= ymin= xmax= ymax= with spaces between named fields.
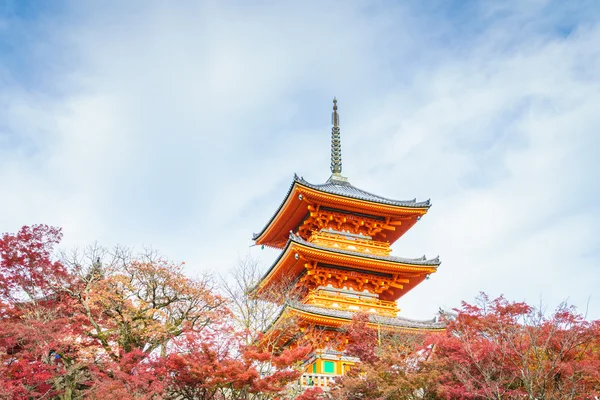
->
xmin=60 ymin=244 xmax=226 ymax=361
xmin=4 ymin=225 xmax=599 ymax=399
xmin=0 ymin=225 xmax=82 ymax=399
xmin=165 ymin=329 xmax=311 ymax=399
xmin=0 ymin=224 xmax=69 ymax=303
xmin=0 ymin=226 xmax=310 ymax=399
xmin=334 ymin=295 xmax=600 ymax=400
xmin=331 ymin=313 xmax=441 ymax=400
xmin=431 ymin=293 xmax=600 ymax=400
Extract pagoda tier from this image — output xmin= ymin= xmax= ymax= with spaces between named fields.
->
xmin=261 ymin=302 xmax=446 ymax=352
xmin=253 ymin=174 xmax=430 ymax=248
xmin=284 ymin=302 xmax=445 ymax=333
xmin=254 ymin=233 xmax=439 ymax=303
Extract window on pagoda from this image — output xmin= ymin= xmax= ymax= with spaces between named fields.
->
xmin=323 ymin=361 xmax=335 ymax=374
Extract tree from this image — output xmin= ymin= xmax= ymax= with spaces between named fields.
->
xmin=0 ymin=225 xmax=84 ymax=400
xmin=218 ymin=256 xmax=321 ymax=399
xmin=331 ymin=313 xmax=441 ymax=400
xmin=431 ymin=293 xmax=600 ymax=400
xmin=219 ymin=256 xmax=284 ymax=344
xmin=0 ymin=226 xmax=227 ymax=399
xmin=0 ymin=226 xmax=314 ymax=399
xmin=61 ymin=245 xmax=227 ymax=361
xmin=333 ymin=295 xmax=600 ymax=400
xmin=162 ymin=328 xmax=311 ymax=400
xmin=9 ymin=225 xmax=597 ymax=400
xmin=0 ymin=224 xmax=68 ymax=303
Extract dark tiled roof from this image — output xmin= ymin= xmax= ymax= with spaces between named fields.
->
xmin=291 ymin=234 xmax=440 ymax=266
xmin=252 ymin=234 xmax=439 ymax=294
xmin=296 ymin=175 xmax=431 ymax=208
xmin=252 ymin=174 xmax=430 ymax=241
xmin=289 ymin=302 xmax=446 ymax=330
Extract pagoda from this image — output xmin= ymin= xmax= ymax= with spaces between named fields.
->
xmin=252 ymin=99 xmax=444 ymax=388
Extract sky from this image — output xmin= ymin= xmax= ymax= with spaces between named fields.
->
xmin=1 ymin=0 xmax=599 ymax=320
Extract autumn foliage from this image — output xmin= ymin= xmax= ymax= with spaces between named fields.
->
xmin=0 ymin=225 xmax=309 ymax=399
xmin=430 ymin=294 xmax=600 ymax=399
xmin=333 ymin=295 xmax=600 ymax=400
xmin=2 ymin=225 xmax=599 ymax=400
xmin=331 ymin=313 xmax=441 ymax=399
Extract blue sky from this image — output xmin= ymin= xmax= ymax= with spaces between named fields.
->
xmin=1 ymin=0 xmax=599 ymax=319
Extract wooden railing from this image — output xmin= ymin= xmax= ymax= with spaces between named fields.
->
xmin=308 ymin=231 xmax=391 ymax=255
xmin=304 ymin=291 xmax=398 ymax=317
xmin=299 ymin=373 xmax=337 ymax=389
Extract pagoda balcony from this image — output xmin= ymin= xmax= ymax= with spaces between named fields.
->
xmin=297 ymin=373 xmax=337 ymax=390
xmin=304 ymin=289 xmax=398 ymax=317
xmin=307 ymin=229 xmax=391 ymax=256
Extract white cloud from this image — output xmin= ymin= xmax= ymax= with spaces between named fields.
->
xmin=1 ymin=1 xmax=599 ymax=319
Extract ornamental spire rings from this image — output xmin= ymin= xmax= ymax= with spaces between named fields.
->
xmin=330 ymin=98 xmax=342 ymax=175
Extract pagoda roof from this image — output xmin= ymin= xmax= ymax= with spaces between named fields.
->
xmin=253 ymin=233 xmax=440 ymax=302
xmin=289 ymin=302 xmax=446 ymax=331
xmin=262 ymin=302 xmax=445 ymax=338
xmin=297 ymin=175 xmax=431 ymax=208
xmin=253 ymin=174 xmax=431 ymax=248
xmin=292 ymin=234 xmax=440 ymax=266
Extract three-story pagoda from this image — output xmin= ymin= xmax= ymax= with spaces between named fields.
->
xmin=253 ymin=99 xmax=444 ymax=386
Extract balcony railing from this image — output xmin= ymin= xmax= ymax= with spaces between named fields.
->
xmin=304 ymin=291 xmax=398 ymax=317
xmin=299 ymin=373 xmax=337 ymax=389
xmin=308 ymin=230 xmax=391 ymax=255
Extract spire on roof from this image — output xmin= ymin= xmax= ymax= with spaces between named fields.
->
xmin=329 ymin=98 xmax=347 ymax=182
xmin=330 ymin=98 xmax=341 ymax=174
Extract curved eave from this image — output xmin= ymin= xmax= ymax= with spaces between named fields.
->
xmin=253 ymin=175 xmax=431 ymax=248
xmin=253 ymin=179 xmax=299 ymax=248
xmin=264 ymin=304 xmax=446 ymax=334
xmin=254 ymin=238 xmax=439 ymax=302
xmin=289 ymin=307 xmax=446 ymax=334
xmin=292 ymin=234 xmax=440 ymax=266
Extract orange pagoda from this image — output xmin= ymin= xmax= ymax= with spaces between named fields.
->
xmin=252 ymin=99 xmax=444 ymax=388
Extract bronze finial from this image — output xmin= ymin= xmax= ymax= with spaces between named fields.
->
xmin=330 ymin=98 xmax=342 ymax=175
